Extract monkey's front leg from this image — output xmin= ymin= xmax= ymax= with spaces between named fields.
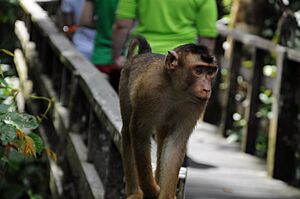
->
xmin=130 ymin=117 xmax=160 ymax=198
xmin=158 ymin=133 xmax=190 ymax=199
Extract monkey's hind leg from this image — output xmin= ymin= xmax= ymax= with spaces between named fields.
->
xmin=122 ymin=125 xmax=143 ymax=199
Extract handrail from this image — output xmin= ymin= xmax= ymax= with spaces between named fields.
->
xmin=215 ymin=21 xmax=300 ymax=185
xmin=217 ymin=22 xmax=300 ymax=62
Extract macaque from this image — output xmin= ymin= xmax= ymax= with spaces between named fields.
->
xmin=119 ymin=35 xmax=218 ymax=199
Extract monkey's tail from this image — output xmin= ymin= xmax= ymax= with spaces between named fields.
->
xmin=127 ymin=35 xmax=152 ymax=60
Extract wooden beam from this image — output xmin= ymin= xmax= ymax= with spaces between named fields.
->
xmin=267 ymin=47 xmax=296 ymax=182
xmin=242 ymin=48 xmax=265 ymax=154
xmin=221 ymin=40 xmax=243 ymax=136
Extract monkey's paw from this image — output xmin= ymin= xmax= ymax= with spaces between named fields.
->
xmin=143 ymin=184 xmax=160 ymax=199
xmin=127 ymin=193 xmax=143 ymax=199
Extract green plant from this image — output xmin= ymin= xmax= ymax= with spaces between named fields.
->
xmin=0 ymin=49 xmax=55 ymax=169
xmin=0 ymin=0 xmax=18 ymax=63
xmin=0 ymin=50 xmax=55 ymax=199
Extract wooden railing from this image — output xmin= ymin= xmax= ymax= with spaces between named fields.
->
xmin=207 ymin=22 xmax=300 ymax=185
xmin=15 ymin=0 xmax=186 ymax=198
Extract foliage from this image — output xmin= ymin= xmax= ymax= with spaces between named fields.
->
xmin=0 ymin=50 xmax=55 ymax=198
xmin=0 ymin=0 xmax=18 ymax=63
xmin=254 ymin=87 xmax=273 ymax=158
xmin=0 ymin=0 xmax=17 ymax=24
xmin=253 ymin=0 xmax=300 ymax=49
xmin=0 ymin=69 xmax=43 ymax=161
xmin=0 ymin=151 xmax=49 ymax=199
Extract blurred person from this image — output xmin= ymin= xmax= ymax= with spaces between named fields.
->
xmin=86 ymin=0 xmax=120 ymax=91
xmin=60 ymin=0 xmax=96 ymax=60
xmin=112 ymin=0 xmax=218 ymax=66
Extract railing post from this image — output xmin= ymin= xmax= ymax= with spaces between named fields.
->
xmin=68 ymin=75 xmax=89 ymax=135
xmin=87 ymin=110 xmax=124 ymax=199
xmin=50 ymin=55 xmax=63 ymax=96
xmin=221 ymin=40 xmax=243 ymax=136
xmin=60 ymin=67 xmax=71 ymax=106
xmin=204 ymin=36 xmax=225 ymax=125
xmin=267 ymin=47 xmax=296 ymax=182
xmin=242 ymin=48 xmax=265 ymax=154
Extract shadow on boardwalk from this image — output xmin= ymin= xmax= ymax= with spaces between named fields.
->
xmin=185 ymin=122 xmax=300 ymax=199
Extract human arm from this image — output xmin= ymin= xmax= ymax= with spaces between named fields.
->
xmin=112 ymin=0 xmax=137 ymax=66
xmin=196 ymin=0 xmax=218 ymax=53
xmin=198 ymin=37 xmax=216 ymax=53
xmin=79 ymin=0 xmax=96 ymax=29
xmin=112 ymin=19 xmax=134 ymax=66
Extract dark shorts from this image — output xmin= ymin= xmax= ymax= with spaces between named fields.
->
xmin=95 ymin=64 xmax=121 ymax=92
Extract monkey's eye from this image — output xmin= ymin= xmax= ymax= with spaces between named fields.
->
xmin=195 ymin=66 xmax=205 ymax=74
xmin=207 ymin=67 xmax=217 ymax=76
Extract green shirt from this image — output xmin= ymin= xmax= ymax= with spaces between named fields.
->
xmin=116 ymin=0 xmax=218 ymax=54
xmin=92 ymin=0 xmax=118 ymax=65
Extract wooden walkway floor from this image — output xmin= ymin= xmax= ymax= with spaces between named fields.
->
xmin=185 ymin=122 xmax=300 ymax=199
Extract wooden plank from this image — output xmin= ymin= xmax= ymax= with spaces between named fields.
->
xmin=13 ymin=49 xmax=33 ymax=98
xmin=217 ymin=23 xmax=276 ymax=52
xmin=186 ymin=123 xmax=300 ymax=199
xmin=19 ymin=0 xmax=58 ymax=36
xmin=287 ymin=48 xmax=300 ymax=63
xmin=68 ymin=133 xmax=105 ymax=199
xmin=15 ymin=20 xmax=30 ymax=49
xmin=18 ymin=0 xmax=48 ymax=19
xmin=242 ymin=48 xmax=266 ymax=154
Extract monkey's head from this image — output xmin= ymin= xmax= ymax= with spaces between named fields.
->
xmin=165 ymin=44 xmax=218 ymax=103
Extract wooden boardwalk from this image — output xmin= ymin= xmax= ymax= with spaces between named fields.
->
xmin=185 ymin=123 xmax=300 ymax=199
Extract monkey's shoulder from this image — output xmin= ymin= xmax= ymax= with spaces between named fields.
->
xmin=132 ymin=53 xmax=165 ymax=66
xmin=126 ymin=53 xmax=166 ymax=75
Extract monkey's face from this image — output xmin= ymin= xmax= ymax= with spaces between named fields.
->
xmin=179 ymin=53 xmax=218 ymax=102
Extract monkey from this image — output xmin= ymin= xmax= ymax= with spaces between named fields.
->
xmin=119 ymin=35 xmax=218 ymax=199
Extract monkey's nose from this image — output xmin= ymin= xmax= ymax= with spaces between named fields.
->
xmin=203 ymin=88 xmax=211 ymax=93
xmin=200 ymin=89 xmax=211 ymax=99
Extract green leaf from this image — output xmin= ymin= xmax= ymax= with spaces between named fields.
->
xmin=0 ymin=112 xmax=39 ymax=130
xmin=1 ymin=156 xmax=9 ymax=163
xmin=28 ymin=189 xmax=43 ymax=199
xmin=0 ymin=104 xmax=10 ymax=113
xmin=0 ymin=78 xmax=9 ymax=87
xmin=0 ymin=49 xmax=14 ymax=57
xmin=0 ymin=122 xmax=17 ymax=145
xmin=28 ymin=133 xmax=43 ymax=154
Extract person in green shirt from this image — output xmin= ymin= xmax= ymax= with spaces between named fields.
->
xmin=86 ymin=0 xmax=119 ymax=90
xmin=112 ymin=0 xmax=218 ymax=67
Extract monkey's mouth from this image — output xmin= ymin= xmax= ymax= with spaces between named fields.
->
xmin=193 ymin=95 xmax=209 ymax=102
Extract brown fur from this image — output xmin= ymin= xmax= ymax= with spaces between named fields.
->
xmin=119 ymin=36 xmax=218 ymax=199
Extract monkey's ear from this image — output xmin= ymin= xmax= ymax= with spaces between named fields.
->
xmin=166 ymin=50 xmax=179 ymax=70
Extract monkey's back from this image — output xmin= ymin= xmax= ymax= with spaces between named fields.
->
xmin=123 ymin=53 xmax=166 ymax=91
xmin=119 ymin=53 xmax=168 ymax=120
xmin=127 ymin=53 xmax=165 ymax=76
